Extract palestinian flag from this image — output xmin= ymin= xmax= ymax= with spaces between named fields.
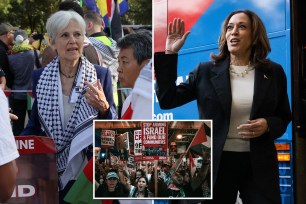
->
xmin=190 ymin=123 xmax=211 ymax=156
xmin=64 ymin=158 xmax=112 ymax=204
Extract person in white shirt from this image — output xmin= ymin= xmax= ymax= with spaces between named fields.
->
xmin=0 ymin=89 xmax=19 ymax=202
xmin=131 ymin=60 xmax=152 ymax=119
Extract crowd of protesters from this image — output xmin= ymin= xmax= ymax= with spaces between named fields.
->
xmin=94 ymin=149 xmax=211 ymax=198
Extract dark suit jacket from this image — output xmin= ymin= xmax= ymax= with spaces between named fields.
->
xmin=155 ymin=52 xmax=291 ymax=203
xmin=21 ymin=64 xmax=117 ymax=136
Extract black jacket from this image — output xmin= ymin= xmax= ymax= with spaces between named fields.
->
xmin=0 ymin=40 xmax=13 ymax=88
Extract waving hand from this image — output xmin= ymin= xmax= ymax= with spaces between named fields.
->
xmin=166 ymin=18 xmax=190 ymax=54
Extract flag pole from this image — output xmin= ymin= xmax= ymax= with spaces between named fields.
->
xmin=106 ymin=148 xmax=109 ymax=166
xmin=154 ymin=160 xmax=158 ymax=197
xmin=172 ymin=123 xmax=205 ymax=173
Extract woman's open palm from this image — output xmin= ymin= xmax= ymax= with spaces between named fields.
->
xmin=166 ymin=18 xmax=190 ymax=53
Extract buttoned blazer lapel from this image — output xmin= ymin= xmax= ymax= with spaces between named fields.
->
xmin=209 ymin=57 xmax=232 ymax=119
xmin=250 ymin=64 xmax=272 ymax=119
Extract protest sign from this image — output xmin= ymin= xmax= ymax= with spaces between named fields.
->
xmin=116 ymin=132 xmax=129 ymax=150
xmin=8 ymin=136 xmax=58 ymax=204
xmin=141 ymin=122 xmax=168 ymax=160
xmin=101 ymin=130 xmax=115 ymax=148
xmin=134 ymin=130 xmax=143 ymax=161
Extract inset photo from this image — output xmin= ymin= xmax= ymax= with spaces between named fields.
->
xmin=93 ymin=121 xmax=212 ymax=199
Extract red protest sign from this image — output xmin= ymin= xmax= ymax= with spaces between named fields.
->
xmin=134 ymin=130 xmax=143 ymax=161
xmin=8 ymin=136 xmax=58 ymax=204
xmin=100 ymin=130 xmax=115 ymax=148
xmin=141 ymin=122 xmax=168 ymax=160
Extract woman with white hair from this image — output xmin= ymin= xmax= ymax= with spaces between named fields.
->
xmin=21 ymin=10 xmax=117 ymax=202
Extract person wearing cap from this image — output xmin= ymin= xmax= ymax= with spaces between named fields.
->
xmin=8 ymin=29 xmax=37 ymax=136
xmin=0 ymin=22 xmax=18 ymax=89
xmin=95 ymin=171 xmax=129 ymax=197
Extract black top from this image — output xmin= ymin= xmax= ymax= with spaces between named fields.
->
xmin=90 ymin=31 xmax=108 ymax=38
xmin=95 ymin=183 xmax=129 ymax=197
xmin=0 ymin=67 xmax=5 ymax=77
xmin=0 ymin=40 xmax=13 ymax=88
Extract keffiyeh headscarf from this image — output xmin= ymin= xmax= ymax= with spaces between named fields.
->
xmin=36 ymin=56 xmax=98 ymax=189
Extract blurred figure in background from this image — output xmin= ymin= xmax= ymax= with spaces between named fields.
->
xmin=0 ymin=22 xmax=18 ymax=89
xmin=0 ymin=66 xmax=6 ymax=90
xmin=84 ymin=10 xmax=119 ymax=105
xmin=9 ymin=29 xmax=37 ymax=135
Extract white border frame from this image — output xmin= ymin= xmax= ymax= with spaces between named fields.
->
xmin=93 ymin=119 xmax=213 ymax=200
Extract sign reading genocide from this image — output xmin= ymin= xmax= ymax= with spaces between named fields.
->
xmin=142 ymin=122 xmax=168 ymax=160
xmin=101 ymin=130 xmax=115 ymax=148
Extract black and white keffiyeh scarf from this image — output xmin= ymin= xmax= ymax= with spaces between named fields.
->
xmin=88 ymin=37 xmax=119 ymax=84
xmin=36 ymin=56 xmax=98 ymax=190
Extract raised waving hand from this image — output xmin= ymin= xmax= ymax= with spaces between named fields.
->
xmin=165 ymin=18 xmax=190 ymax=54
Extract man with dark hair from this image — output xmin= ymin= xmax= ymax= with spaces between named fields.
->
xmin=0 ymin=22 xmax=18 ymax=89
xmin=117 ymin=32 xmax=152 ymax=119
xmin=135 ymin=169 xmax=146 ymax=180
xmin=59 ymin=0 xmax=84 ymax=17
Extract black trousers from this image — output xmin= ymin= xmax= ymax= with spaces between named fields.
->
xmin=205 ymin=151 xmax=279 ymax=204
xmin=9 ymin=98 xmax=29 ymax=136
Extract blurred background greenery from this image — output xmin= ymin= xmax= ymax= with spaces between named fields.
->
xmin=0 ymin=0 xmax=152 ymax=34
